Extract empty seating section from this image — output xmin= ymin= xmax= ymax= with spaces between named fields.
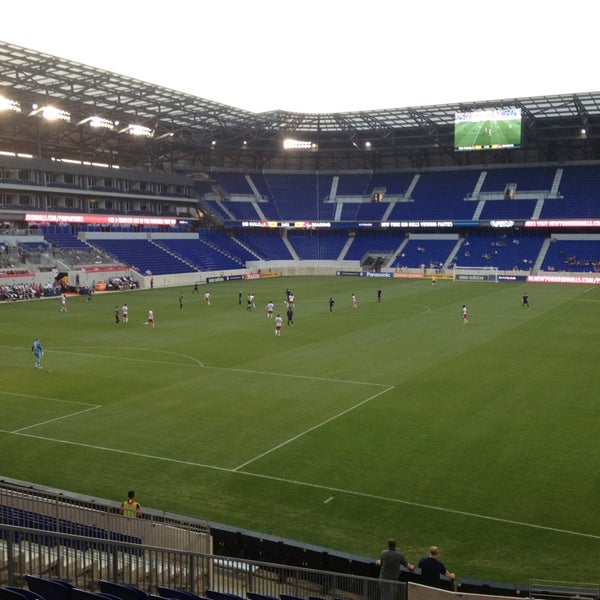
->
xmin=389 ymin=170 xmax=479 ymax=221
xmin=203 ymin=201 xmax=233 ymax=222
xmin=286 ymin=233 xmax=347 ymax=260
xmin=540 ymin=164 xmax=600 ymax=219
xmin=156 ymin=233 xmax=250 ymax=271
xmin=41 ymin=227 xmax=90 ymax=250
xmin=339 ymin=203 xmax=387 ymax=222
xmin=1 ymin=505 xmax=141 ymax=552
xmin=226 ymin=202 xmax=264 ymax=222
xmin=90 ymin=240 xmax=195 ymax=275
xmin=215 ymin=172 xmax=254 ymax=195
xmin=391 ymin=238 xmax=458 ymax=269
xmin=344 ymin=233 xmax=404 ymax=261
xmin=369 ymin=172 xmax=414 ymax=196
xmin=236 ymin=233 xmax=292 ymax=260
xmin=541 ymin=239 xmax=600 ymax=272
xmin=261 ymin=174 xmax=321 ymax=221
xmin=478 ymin=200 xmax=537 ymax=220
xmin=18 ymin=165 xmax=600 ymax=274
xmin=334 ymin=173 xmax=371 ymax=196
xmin=454 ymin=235 xmax=545 ymax=270
xmin=480 ymin=166 xmax=556 ymax=193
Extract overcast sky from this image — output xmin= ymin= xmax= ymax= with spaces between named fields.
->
xmin=1 ymin=0 xmax=598 ymax=114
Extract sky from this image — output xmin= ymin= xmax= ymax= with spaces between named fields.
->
xmin=1 ymin=0 xmax=598 ymax=114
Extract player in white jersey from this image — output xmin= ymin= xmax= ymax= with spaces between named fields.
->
xmin=274 ymin=314 xmax=283 ymax=335
xmin=144 ymin=308 xmax=155 ymax=328
xmin=266 ymin=301 xmax=274 ymax=318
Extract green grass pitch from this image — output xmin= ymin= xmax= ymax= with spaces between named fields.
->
xmin=1 ymin=276 xmax=599 ymax=584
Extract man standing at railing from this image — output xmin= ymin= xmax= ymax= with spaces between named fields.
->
xmin=120 ymin=490 xmax=142 ymax=518
xmin=418 ymin=546 xmax=455 ymax=588
xmin=377 ymin=538 xmax=414 ymax=600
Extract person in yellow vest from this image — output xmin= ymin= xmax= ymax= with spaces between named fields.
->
xmin=120 ymin=490 xmax=142 ymax=518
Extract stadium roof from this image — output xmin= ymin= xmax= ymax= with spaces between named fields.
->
xmin=2 ymin=41 xmax=600 ymax=172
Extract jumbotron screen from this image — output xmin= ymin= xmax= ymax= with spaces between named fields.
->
xmin=454 ymin=107 xmax=522 ymax=151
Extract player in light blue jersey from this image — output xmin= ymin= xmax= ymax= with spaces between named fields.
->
xmin=32 ymin=337 xmax=44 ymax=369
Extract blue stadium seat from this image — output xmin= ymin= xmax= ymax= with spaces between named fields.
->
xmin=72 ymin=590 xmax=122 ymax=600
xmin=204 ymin=591 xmax=243 ymax=600
xmin=247 ymin=593 xmax=278 ymax=600
xmin=97 ymin=582 xmax=147 ymax=600
xmin=1 ymin=589 xmax=44 ymax=600
xmin=156 ymin=588 xmax=209 ymax=600
xmin=25 ymin=576 xmax=74 ymax=600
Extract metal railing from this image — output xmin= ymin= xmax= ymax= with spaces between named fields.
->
xmin=0 ymin=523 xmax=397 ymax=600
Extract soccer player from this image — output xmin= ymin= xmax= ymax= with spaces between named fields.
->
xmin=32 ymin=337 xmax=43 ymax=369
xmin=204 ymin=291 xmax=211 ymax=306
xmin=144 ymin=308 xmax=155 ymax=328
xmin=192 ymin=282 xmax=199 ymax=294
xmin=462 ymin=304 xmax=468 ymax=324
xmin=122 ymin=303 xmax=129 ymax=323
xmin=60 ymin=294 xmax=67 ymax=312
xmin=329 ymin=297 xmax=335 ymax=312
xmin=274 ymin=314 xmax=283 ymax=336
xmin=266 ymin=301 xmax=274 ymax=318
xmin=522 ymin=292 xmax=530 ymax=308
xmin=114 ymin=305 xmax=120 ymax=325
xmin=377 ymin=287 xmax=382 ymax=303
xmin=351 ymin=293 xmax=358 ymax=309
xmin=179 ymin=293 xmax=184 ymax=309
xmin=286 ymin=306 xmax=294 ymax=326
xmin=287 ymin=293 xmax=295 ymax=308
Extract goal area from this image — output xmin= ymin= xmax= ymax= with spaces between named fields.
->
xmin=453 ymin=265 xmax=499 ymax=282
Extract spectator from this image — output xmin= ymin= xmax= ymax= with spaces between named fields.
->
xmin=418 ymin=546 xmax=455 ymax=588
xmin=377 ymin=538 xmax=414 ymax=600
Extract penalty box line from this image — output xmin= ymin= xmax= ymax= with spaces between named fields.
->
xmin=232 ymin=384 xmax=395 ymax=471
xmin=0 ymin=390 xmax=101 ymax=434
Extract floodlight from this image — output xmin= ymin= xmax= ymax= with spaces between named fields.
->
xmin=283 ymin=138 xmax=318 ymax=150
xmin=77 ymin=116 xmax=115 ymax=129
xmin=118 ymin=124 xmax=153 ymax=137
xmin=29 ymin=105 xmax=70 ymax=122
xmin=0 ymin=96 xmax=21 ymax=112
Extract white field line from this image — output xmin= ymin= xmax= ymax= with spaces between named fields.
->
xmin=2 ymin=348 xmax=597 ymax=541
xmin=232 ymin=385 xmax=395 ymax=471
xmin=0 ymin=428 xmax=597 ymax=541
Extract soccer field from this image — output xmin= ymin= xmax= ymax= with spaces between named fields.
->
xmin=1 ymin=276 xmax=599 ymax=584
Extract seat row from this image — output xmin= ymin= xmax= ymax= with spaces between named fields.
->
xmin=1 ymin=576 xmax=344 ymax=600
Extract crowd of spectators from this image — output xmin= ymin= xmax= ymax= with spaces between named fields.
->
xmin=0 ymin=282 xmax=54 ymax=301
xmin=107 ymin=275 xmax=138 ymax=290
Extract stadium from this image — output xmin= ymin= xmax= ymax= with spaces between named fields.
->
xmin=1 ymin=39 xmax=599 ymax=600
